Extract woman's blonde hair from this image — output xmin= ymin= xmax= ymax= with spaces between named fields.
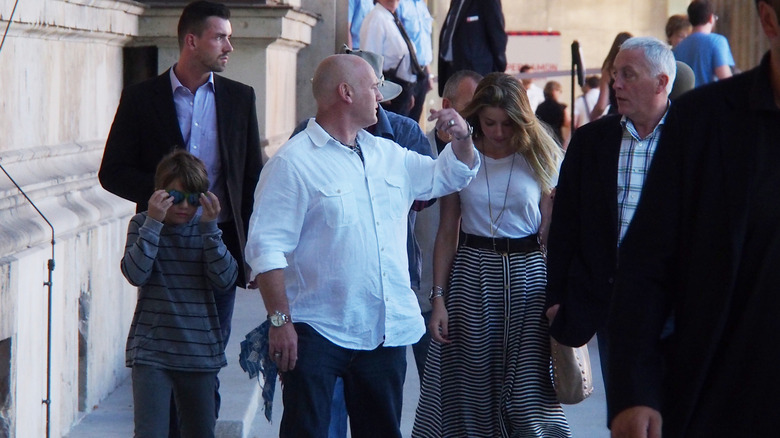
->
xmin=461 ymin=72 xmax=561 ymax=193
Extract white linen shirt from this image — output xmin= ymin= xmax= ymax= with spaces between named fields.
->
xmin=246 ymin=119 xmax=479 ymax=350
xmin=360 ymin=3 xmax=417 ymax=84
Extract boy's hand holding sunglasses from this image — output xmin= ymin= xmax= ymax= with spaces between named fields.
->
xmin=148 ymin=189 xmax=175 ymax=223
xmin=198 ymin=191 xmax=221 ymax=223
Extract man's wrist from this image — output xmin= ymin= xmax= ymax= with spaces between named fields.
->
xmin=268 ymin=310 xmax=291 ymax=327
xmin=453 ymin=123 xmax=473 ymax=141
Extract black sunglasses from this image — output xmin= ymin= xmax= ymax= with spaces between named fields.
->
xmin=167 ymin=189 xmax=201 ymax=206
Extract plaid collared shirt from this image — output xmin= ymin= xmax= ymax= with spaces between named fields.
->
xmin=616 ymin=110 xmax=668 ymax=244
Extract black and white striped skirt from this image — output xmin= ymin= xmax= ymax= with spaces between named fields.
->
xmin=412 ymin=245 xmax=571 ymax=438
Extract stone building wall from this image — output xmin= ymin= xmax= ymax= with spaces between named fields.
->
xmin=710 ymin=0 xmax=768 ymax=72
xmin=0 ymin=0 xmax=315 ymax=436
xmin=0 ymin=1 xmax=144 ymax=436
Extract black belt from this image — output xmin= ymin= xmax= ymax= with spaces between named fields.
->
xmin=462 ymin=233 xmax=539 ymax=254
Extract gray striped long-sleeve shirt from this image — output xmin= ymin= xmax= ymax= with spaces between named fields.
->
xmin=121 ymin=212 xmax=237 ymax=372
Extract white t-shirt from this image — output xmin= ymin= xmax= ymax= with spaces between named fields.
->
xmin=460 ymin=153 xmax=543 ymax=239
xmin=573 ymin=88 xmax=601 ymax=128
xmin=526 ymin=83 xmax=545 ymax=113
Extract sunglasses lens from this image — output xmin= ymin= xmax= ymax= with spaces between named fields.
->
xmin=168 ymin=190 xmax=185 ymax=204
xmin=167 ymin=190 xmax=200 ymax=206
xmin=187 ymin=193 xmax=200 ymax=206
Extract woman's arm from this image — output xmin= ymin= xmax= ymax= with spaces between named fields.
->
xmin=429 ymin=192 xmax=462 ymax=343
xmin=538 ymin=188 xmax=555 ymax=248
xmin=589 ymin=71 xmax=611 ymax=121
xmin=561 ymin=106 xmax=572 ymax=150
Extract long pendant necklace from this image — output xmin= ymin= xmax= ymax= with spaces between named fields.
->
xmin=483 ymin=151 xmax=516 ymax=238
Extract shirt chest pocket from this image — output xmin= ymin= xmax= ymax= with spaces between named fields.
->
xmin=379 ymin=176 xmax=407 ymax=220
xmin=318 ymin=183 xmax=358 ymax=228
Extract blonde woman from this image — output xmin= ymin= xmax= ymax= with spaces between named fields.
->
xmin=413 ymin=73 xmax=571 ymax=438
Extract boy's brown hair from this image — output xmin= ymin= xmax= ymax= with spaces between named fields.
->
xmin=154 ymin=149 xmax=209 ymax=193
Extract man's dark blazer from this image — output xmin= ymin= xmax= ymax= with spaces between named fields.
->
xmin=546 ymin=114 xmax=623 ymax=348
xmin=437 ymin=0 xmax=507 ymax=96
xmin=99 ymin=69 xmax=262 ymax=285
xmin=607 ymin=55 xmax=780 ymax=437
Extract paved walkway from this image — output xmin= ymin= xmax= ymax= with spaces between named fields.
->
xmin=66 ymin=288 xmax=610 ymax=437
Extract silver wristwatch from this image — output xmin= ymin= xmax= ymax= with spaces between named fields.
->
xmin=268 ymin=310 xmax=290 ymax=327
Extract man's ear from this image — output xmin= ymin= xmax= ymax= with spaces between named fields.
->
xmin=759 ymin=1 xmax=780 ymax=39
xmin=657 ymin=74 xmax=670 ymax=94
xmin=441 ymin=97 xmax=452 ymax=109
xmin=184 ymin=33 xmax=197 ymax=50
xmin=339 ymin=83 xmax=352 ymax=103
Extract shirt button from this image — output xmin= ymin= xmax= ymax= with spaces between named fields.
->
xmin=194 ymin=122 xmax=199 ymax=127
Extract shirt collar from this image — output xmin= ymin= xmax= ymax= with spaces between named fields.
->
xmin=170 ymin=64 xmax=215 ymax=94
xmin=620 ymin=101 xmax=670 ymax=141
xmin=305 ymin=118 xmax=376 ymax=149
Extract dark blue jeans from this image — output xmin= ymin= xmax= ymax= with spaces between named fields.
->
xmin=410 ymin=310 xmax=432 ymax=383
xmin=280 ymin=323 xmax=406 ymax=438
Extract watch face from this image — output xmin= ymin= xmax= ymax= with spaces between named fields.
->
xmin=270 ymin=312 xmax=287 ymax=327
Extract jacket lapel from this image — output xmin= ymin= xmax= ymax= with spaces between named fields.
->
xmin=597 ymin=117 xmax=623 ymax=237
xmin=214 ymin=75 xmax=233 ymax=161
xmin=152 ymin=69 xmax=187 ymax=148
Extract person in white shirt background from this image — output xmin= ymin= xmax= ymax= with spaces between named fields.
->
xmin=397 ymin=0 xmax=435 ymax=122
xmin=520 ymin=64 xmax=545 ymax=112
xmin=573 ymin=75 xmax=602 ymax=129
xmin=361 ymin=0 xmax=421 ymax=116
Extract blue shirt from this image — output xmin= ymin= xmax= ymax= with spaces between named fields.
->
xmin=170 ymin=67 xmax=228 ymax=222
xmin=397 ymin=0 xmax=433 ymax=67
xmin=348 ymin=0 xmax=374 ymax=48
xmin=673 ymin=32 xmax=734 ymax=87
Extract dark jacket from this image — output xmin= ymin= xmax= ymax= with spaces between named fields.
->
xmin=437 ymin=0 xmax=507 ymax=95
xmin=99 ymin=69 xmax=262 ymax=284
xmin=607 ymin=54 xmax=780 ymax=437
xmin=546 ymin=114 xmax=623 ymax=348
